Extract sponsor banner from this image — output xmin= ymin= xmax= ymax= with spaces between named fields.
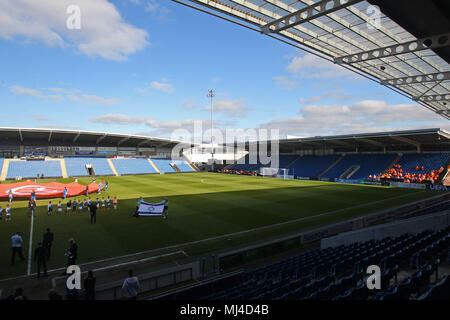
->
xmin=137 ymin=201 xmax=165 ymax=216
xmin=364 ymin=180 xmax=382 ymax=186
xmin=98 ymin=151 xmax=116 ymax=155
xmin=277 ymin=175 xmax=295 ymax=179
xmin=75 ymin=146 xmax=96 ymax=155
xmin=335 ymin=178 xmax=364 ymax=185
xmin=138 ymin=147 xmax=155 ymax=152
xmin=0 ymin=145 xmax=20 ymax=151
xmin=118 ymin=150 xmax=137 ymax=156
xmin=296 ymin=176 xmax=311 ymax=180
xmin=98 ymin=147 xmax=117 ymax=151
xmin=426 ymin=184 xmax=450 ymax=191
xmin=50 ymin=146 xmax=74 ymax=155
xmin=320 ymin=177 xmax=331 ymax=182
xmin=389 ymin=182 xmax=426 ymax=189
xmin=0 ymin=181 xmax=103 ymax=199
xmin=23 ymin=152 xmax=47 ymax=157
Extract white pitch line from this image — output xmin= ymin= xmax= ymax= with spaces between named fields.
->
xmin=26 ymin=211 xmax=35 ymax=276
xmin=0 ymin=189 xmax=428 ymax=282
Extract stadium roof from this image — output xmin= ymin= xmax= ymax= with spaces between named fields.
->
xmin=0 ymin=127 xmax=190 ymax=148
xmin=276 ymin=127 xmax=450 ymax=151
xmin=175 ymin=0 xmax=450 ymax=119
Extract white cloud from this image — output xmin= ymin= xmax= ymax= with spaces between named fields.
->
xmin=145 ymin=0 xmax=171 ymax=19
xmin=0 ymin=0 xmax=149 ymax=61
xmin=66 ymin=93 xmax=117 ymax=105
xmin=91 ymin=113 xmax=234 ymax=137
xmin=273 ymin=76 xmax=299 ymax=89
xmin=205 ymin=99 xmax=251 ymax=117
xmin=260 ymin=100 xmax=450 ymax=137
xmin=286 ymin=54 xmax=355 ymax=79
xmin=11 ymin=85 xmax=117 ymax=105
xmin=299 ymin=89 xmax=371 ymax=105
xmin=10 ymin=85 xmax=63 ymax=101
xmin=151 ymin=81 xmax=175 ymax=93
xmin=46 ymin=87 xmax=81 ymax=94
xmin=182 ymin=98 xmax=201 ymax=110
xmin=30 ymin=115 xmax=50 ymax=122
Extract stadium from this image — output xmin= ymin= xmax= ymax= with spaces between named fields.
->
xmin=0 ymin=0 xmax=449 ymax=307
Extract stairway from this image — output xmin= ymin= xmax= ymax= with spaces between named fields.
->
xmin=107 ymin=158 xmax=119 ymax=176
xmin=59 ymin=159 xmax=68 ymax=178
xmin=318 ymin=154 xmax=344 ymax=178
xmin=148 ymin=158 xmax=161 ymax=174
xmin=0 ymin=159 xmax=10 ymax=181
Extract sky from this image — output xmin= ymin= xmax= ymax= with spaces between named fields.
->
xmin=0 ymin=0 xmax=448 ymax=142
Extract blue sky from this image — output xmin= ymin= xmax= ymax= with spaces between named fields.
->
xmin=0 ymin=0 xmax=448 ymax=141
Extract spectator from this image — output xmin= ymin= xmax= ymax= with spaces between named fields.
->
xmin=48 ymin=289 xmax=63 ymax=300
xmin=11 ymin=232 xmax=25 ymax=265
xmin=122 ymin=270 xmax=140 ymax=300
xmin=7 ymin=288 xmax=27 ymax=301
xmin=84 ymin=270 xmax=96 ymax=300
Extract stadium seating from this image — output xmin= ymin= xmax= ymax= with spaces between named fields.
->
xmin=172 ymin=160 xmax=194 ymax=172
xmin=231 ymin=155 xmax=299 ymax=172
xmin=324 ymin=154 xmax=396 ymax=179
xmin=111 ymin=158 xmax=157 ymax=175
xmin=288 ymin=155 xmax=340 ymax=178
xmin=395 ymin=153 xmax=450 ymax=174
xmin=151 ymin=158 xmax=177 ymax=173
xmin=185 ymin=225 xmax=450 ymax=301
xmin=65 ymin=157 xmax=114 ymax=176
xmin=6 ymin=160 xmax=62 ymax=179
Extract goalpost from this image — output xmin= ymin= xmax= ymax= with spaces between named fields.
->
xmin=261 ymin=167 xmax=290 ymax=179
xmin=261 ymin=167 xmax=278 ymax=178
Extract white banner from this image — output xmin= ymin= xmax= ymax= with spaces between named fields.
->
xmin=137 ymin=201 xmax=165 ymax=216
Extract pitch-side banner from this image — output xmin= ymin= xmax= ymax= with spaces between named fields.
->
xmin=0 ymin=181 xmax=103 ymax=199
xmin=137 ymin=201 xmax=165 ymax=216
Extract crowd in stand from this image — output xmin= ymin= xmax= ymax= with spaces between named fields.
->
xmin=370 ymin=164 xmax=446 ymax=184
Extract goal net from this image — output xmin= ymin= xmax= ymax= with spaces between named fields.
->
xmin=261 ymin=167 xmax=279 ymax=177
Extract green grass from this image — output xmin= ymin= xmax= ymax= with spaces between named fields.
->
xmin=0 ymin=173 xmax=443 ymax=279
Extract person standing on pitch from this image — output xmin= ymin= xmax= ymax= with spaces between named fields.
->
xmin=89 ymin=201 xmax=97 ymax=224
xmin=65 ymin=238 xmax=78 ymax=268
xmin=28 ymin=199 xmax=36 ymax=217
xmin=85 ymin=185 xmax=89 ymax=197
xmin=5 ymin=204 xmax=11 ymax=222
xmin=162 ymin=197 xmax=169 ymax=220
xmin=43 ymin=228 xmax=54 ymax=261
xmin=8 ymin=189 xmax=13 ymax=204
xmin=34 ymin=242 xmax=47 ymax=278
xmin=47 ymin=201 xmax=53 ymax=216
xmin=11 ymin=232 xmax=25 ymax=265
xmin=63 ymin=187 xmax=67 ymax=200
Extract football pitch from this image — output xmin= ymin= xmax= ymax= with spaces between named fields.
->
xmin=0 ymin=172 xmax=443 ymax=279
